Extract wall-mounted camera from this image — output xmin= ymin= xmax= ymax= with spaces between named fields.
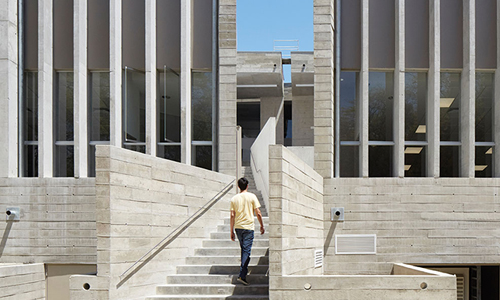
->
xmin=6 ymin=207 xmax=20 ymax=221
xmin=331 ymin=207 xmax=344 ymax=222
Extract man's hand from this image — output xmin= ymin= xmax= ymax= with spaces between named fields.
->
xmin=260 ymin=226 xmax=265 ymax=235
xmin=231 ymin=231 xmax=235 ymax=241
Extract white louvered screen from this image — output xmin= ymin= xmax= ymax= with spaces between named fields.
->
xmin=314 ymin=249 xmax=323 ymax=268
xmin=335 ymin=234 xmax=376 ymax=254
xmin=456 ymin=276 xmax=465 ymax=300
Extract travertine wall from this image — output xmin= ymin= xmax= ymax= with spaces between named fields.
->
xmin=269 ymin=145 xmax=324 ymax=277
xmin=0 ymin=178 xmax=96 ymax=264
xmin=93 ymin=145 xmax=234 ymax=300
xmin=324 ymin=178 xmax=500 ymax=275
xmin=0 ymin=263 xmax=46 ymax=299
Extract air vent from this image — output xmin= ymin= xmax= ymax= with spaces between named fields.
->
xmin=335 ymin=234 xmax=376 ymax=255
xmin=456 ymin=276 xmax=465 ymax=300
xmin=314 ymin=249 xmax=323 ymax=268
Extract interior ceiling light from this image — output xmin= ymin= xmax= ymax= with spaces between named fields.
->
xmin=404 ymin=147 xmax=423 ymax=154
xmin=404 ymin=165 xmax=411 ymax=171
xmin=440 ymin=98 xmax=455 ymax=108
xmin=486 ymin=147 xmax=493 ymax=154
xmin=415 ymin=125 xmax=426 ymax=134
xmin=475 ymin=165 xmax=488 ymax=171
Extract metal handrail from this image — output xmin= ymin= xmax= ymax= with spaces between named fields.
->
xmin=118 ymin=179 xmax=235 ymax=282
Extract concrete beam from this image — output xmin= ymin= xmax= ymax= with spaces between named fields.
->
xmin=74 ymin=0 xmax=88 ymax=177
xmin=145 ymin=0 xmax=157 ymax=157
xmin=427 ymin=0 xmax=440 ymax=177
xmin=110 ymin=0 xmax=122 ymax=147
xmin=38 ymin=0 xmax=53 ymax=177
xmin=360 ymin=0 xmax=369 ymax=177
xmin=394 ymin=0 xmax=405 ymax=178
xmin=181 ymin=0 xmax=192 ymax=165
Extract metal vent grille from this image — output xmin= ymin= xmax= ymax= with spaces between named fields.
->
xmin=335 ymin=234 xmax=376 ymax=254
xmin=314 ymin=249 xmax=323 ymax=268
xmin=456 ymin=276 xmax=465 ymax=300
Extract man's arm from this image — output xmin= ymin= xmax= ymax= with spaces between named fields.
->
xmin=230 ymin=210 xmax=236 ymax=241
xmin=255 ymin=208 xmax=265 ymax=235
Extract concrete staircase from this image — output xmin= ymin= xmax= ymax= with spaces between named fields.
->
xmin=241 ymin=166 xmax=267 ymax=217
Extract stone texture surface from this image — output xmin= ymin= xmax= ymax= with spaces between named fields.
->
xmin=0 ymin=263 xmax=46 ymax=299
xmin=323 ymin=178 xmax=500 ymax=275
xmin=269 ymin=145 xmax=324 ymax=279
xmin=218 ymin=0 xmax=237 ymax=177
xmin=0 ymin=178 xmax=96 ymax=264
xmin=93 ymin=145 xmax=235 ymax=300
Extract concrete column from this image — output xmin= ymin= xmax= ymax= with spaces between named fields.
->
xmin=0 ymin=0 xmax=18 ymax=177
xmin=145 ymin=0 xmax=157 ymax=157
xmin=181 ymin=0 xmax=192 ymax=165
xmin=360 ymin=0 xmax=369 ymax=177
xmin=110 ymin=0 xmax=122 ymax=147
xmin=218 ymin=0 xmax=237 ymax=175
xmin=313 ymin=0 xmax=334 ymax=179
xmin=495 ymin=0 xmax=500 ymax=177
xmin=38 ymin=0 xmax=53 ymax=177
xmin=427 ymin=0 xmax=440 ymax=177
xmin=461 ymin=0 xmax=475 ymax=177
xmin=74 ymin=0 xmax=87 ymax=177
xmin=394 ymin=0 xmax=405 ymax=178
xmin=260 ymin=97 xmax=284 ymax=145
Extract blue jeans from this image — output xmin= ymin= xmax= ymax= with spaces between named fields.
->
xmin=235 ymin=229 xmax=254 ymax=280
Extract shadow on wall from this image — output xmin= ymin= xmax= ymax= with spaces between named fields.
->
xmin=324 ymin=221 xmax=337 ymax=256
xmin=0 ymin=222 xmax=14 ymax=258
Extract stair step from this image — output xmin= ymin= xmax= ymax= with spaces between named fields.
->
xmin=210 ymin=232 xmax=269 ymax=240
xmin=216 ymin=225 xmax=268 ymax=232
xmin=185 ymin=256 xmax=269 ymax=265
xmin=166 ymin=274 xmax=269 ymax=285
xmin=156 ymin=284 xmax=269 ymax=296
xmin=147 ymin=295 xmax=269 ymax=300
xmin=202 ymin=240 xmax=269 ymax=248
xmin=194 ymin=247 xmax=269 ymax=257
xmin=176 ymin=265 xmax=269 ymax=275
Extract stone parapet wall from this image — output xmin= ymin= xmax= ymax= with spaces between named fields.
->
xmin=0 ymin=178 xmax=96 ymax=264
xmin=269 ymin=145 xmax=324 ymax=277
xmin=0 ymin=263 xmax=46 ymax=299
xmin=93 ymin=145 xmax=234 ymax=300
xmin=324 ymin=178 xmax=500 ymax=275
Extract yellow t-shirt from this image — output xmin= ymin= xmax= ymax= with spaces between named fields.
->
xmin=230 ymin=191 xmax=261 ymax=231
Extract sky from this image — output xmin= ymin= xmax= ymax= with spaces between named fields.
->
xmin=236 ymin=0 xmax=314 ymax=81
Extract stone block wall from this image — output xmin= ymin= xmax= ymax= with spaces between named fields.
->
xmin=93 ymin=145 xmax=234 ymax=300
xmin=269 ymin=145 xmax=324 ymax=277
xmin=0 ymin=263 xmax=46 ymax=299
xmin=324 ymin=178 xmax=500 ymax=275
xmin=0 ymin=178 xmax=96 ymax=264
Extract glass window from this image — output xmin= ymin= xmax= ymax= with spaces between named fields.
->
xmin=369 ymin=146 xmax=393 ymax=177
xmin=475 ymin=146 xmax=493 ymax=178
xmin=340 ymin=72 xmax=360 ymax=141
xmin=475 ymin=73 xmax=494 ymax=142
xmin=440 ymin=72 xmax=461 ymax=141
xmin=192 ymin=71 xmax=213 ymax=170
xmin=88 ymin=72 xmax=110 ymax=177
xmin=340 ymin=145 xmax=359 ymax=177
xmin=405 ymin=72 xmax=427 ymax=141
xmin=55 ymin=72 xmax=74 ymax=177
xmin=22 ymin=71 xmax=38 ymax=177
xmin=440 ymin=146 xmax=460 ymax=177
xmin=404 ymin=146 xmax=426 ymax=177
xmin=158 ymin=67 xmax=181 ymax=162
xmin=123 ymin=67 xmax=145 ymax=153
xmin=369 ymin=72 xmax=394 ymax=141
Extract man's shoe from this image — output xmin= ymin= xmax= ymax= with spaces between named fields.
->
xmin=237 ymin=277 xmax=249 ymax=285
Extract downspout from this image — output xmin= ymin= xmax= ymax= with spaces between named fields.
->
xmin=18 ymin=0 xmax=24 ymax=177
xmin=334 ymin=0 xmax=341 ymax=178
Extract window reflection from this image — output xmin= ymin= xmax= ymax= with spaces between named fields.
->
xmin=192 ymin=71 xmax=213 ymax=170
xmin=440 ymin=146 xmax=460 ymax=177
xmin=369 ymin=146 xmax=393 ymax=177
xmin=123 ymin=67 xmax=145 ymax=153
xmin=340 ymin=146 xmax=359 ymax=177
xmin=405 ymin=72 xmax=427 ymax=141
xmin=475 ymin=73 xmax=493 ymax=142
xmin=475 ymin=146 xmax=492 ymax=178
xmin=158 ymin=67 xmax=181 ymax=162
xmin=55 ymin=72 xmax=74 ymax=177
xmin=23 ymin=71 xmax=38 ymax=177
xmin=404 ymin=146 xmax=426 ymax=177
xmin=340 ymin=72 xmax=360 ymax=141
xmin=440 ymin=72 xmax=461 ymax=141
xmin=369 ymin=72 xmax=394 ymax=141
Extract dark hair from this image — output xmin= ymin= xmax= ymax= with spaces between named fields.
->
xmin=238 ymin=177 xmax=249 ymax=191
